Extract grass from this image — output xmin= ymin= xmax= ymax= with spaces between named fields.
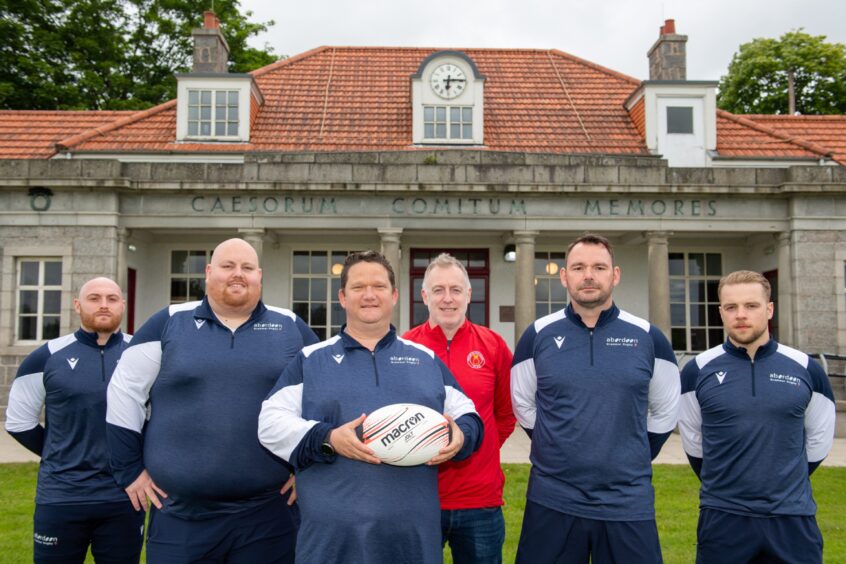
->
xmin=2 ymin=462 xmax=844 ymax=563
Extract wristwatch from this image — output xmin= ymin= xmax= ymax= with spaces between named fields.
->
xmin=321 ymin=441 xmax=336 ymax=456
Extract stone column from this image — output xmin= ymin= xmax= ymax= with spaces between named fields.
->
xmin=777 ymin=231 xmax=794 ymax=347
xmin=116 ymin=228 xmax=130 ymax=293
xmin=239 ymin=228 xmax=266 ymax=262
xmin=646 ymin=231 xmax=671 ymax=339
xmin=514 ymin=230 xmax=539 ymax=342
xmin=378 ymin=228 xmax=403 ymax=328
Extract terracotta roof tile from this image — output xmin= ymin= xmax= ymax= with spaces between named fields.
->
xmin=742 ymin=115 xmax=846 ymax=165
xmin=0 ymin=110 xmax=134 ymax=158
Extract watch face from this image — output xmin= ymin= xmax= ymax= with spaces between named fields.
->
xmin=430 ymin=64 xmax=467 ymax=99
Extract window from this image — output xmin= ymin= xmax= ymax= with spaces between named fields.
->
xmin=669 ymin=252 xmax=723 ymax=352
xmin=535 ymin=252 xmax=567 ymax=318
xmin=187 ymin=90 xmax=239 ymax=137
xmin=667 ymin=106 xmax=694 ymax=134
xmin=170 ymin=250 xmax=210 ymax=303
xmin=16 ymin=259 xmax=62 ymax=341
xmin=410 ymin=249 xmax=488 ymax=328
xmin=424 ymin=106 xmax=472 ymax=140
xmin=292 ymin=251 xmax=353 ymax=339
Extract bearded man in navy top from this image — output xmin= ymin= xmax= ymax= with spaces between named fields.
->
xmin=511 ymin=233 xmax=680 ymax=564
xmin=679 ymin=270 xmax=836 ymax=564
xmin=6 ymin=277 xmax=143 ymax=564
xmin=106 ymin=238 xmax=318 ymax=564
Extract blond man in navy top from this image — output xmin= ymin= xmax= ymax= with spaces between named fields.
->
xmin=6 ymin=277 xmax=143 ymax=563
xmin=679 ymin=270 xmax=836 ymax=564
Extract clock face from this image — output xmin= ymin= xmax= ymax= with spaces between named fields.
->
xmin=430 ymin=64 xmax=467 ymax=99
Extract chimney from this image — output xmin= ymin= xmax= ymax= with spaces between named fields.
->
xmin=191 ymin=11 xmax=230 ymax=73
xmin=647 ymin=19 xmax=687 ymax=80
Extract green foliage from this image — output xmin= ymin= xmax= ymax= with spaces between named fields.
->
xmin=718 ymin=30 xmax=846 ymax=115
xmin=0 ymin=0 xmax=278 ymax=110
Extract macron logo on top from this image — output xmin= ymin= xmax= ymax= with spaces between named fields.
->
xmin=67 ymin=358 xmax=79 ymax=370
xmin=332 ymin=354 xmax=344 ymax=364
xmin=554 ymin=336 xmax=565 ymax=349
xmin=194 ymin=319 xmax=206 ymax=330
xmin=715 ymin=371 xmax=727 ymax=384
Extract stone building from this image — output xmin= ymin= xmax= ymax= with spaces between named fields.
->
xmin=2 ymin=15 xmax=846 ymax=419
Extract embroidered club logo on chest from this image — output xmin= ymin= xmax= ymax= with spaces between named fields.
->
xmin=466 ymin=351 xmax=485 ymax=369
xmin=769 ymin=372 xmax=801 ymax=387
xmin=67 ymin=358 xmax=79 ymax=370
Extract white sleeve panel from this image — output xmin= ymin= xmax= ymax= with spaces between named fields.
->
xmin=258 ymin=383 xmax=319 ymax=463
xmin=444 ymin=385 xmax=477 ymax=420
xmin=647 ymin=357 xmax=681 ymax=434
xmin=678 ymin=391 xmax=703 ymax=458
xmin=4 ymin=372 xmax=46 ymax=433
xmin=105 ymin=341 xmax=162 ymax=433
xmin=805 ymin=391 xmax=836 ymax=463
xmin=510 ymin=358 xmax=537 ymax=430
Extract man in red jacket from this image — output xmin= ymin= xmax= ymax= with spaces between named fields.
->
xmin=403 ymin=252 xmax=516 ymax=564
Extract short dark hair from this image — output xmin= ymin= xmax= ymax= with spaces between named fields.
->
xmin=340 ymin=250 xmax=396 ymax=290
xmin=718 ymin=270 xmax=772 ymax=301
xmin=566 ymin=233 xmax=614 ymax=265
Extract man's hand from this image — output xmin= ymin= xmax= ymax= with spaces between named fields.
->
xmin=328 ymin=413 xmax=381 ymax=464
xmin=427 ymin=415 xmax=465 ymax=465
xmin=125 ymin=469 xmax=167 ymax=512
xmin=280 ymin=473 xmax=296 ymax=506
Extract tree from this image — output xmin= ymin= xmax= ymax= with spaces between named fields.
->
xmin=0 ymin=0 xmax=278 ymax=110
xmin=717 ymin=30 xmax=846 ymax=115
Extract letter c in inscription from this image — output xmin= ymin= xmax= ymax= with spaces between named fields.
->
xmin=191 ymin=196 xmax=204 ymax=212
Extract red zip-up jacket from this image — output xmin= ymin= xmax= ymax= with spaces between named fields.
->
xmin=403 ymin=320 xmax=516 ymax=509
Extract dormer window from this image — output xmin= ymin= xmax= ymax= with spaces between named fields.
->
xmin=188 ymin=90 xmax=239 ymax=137
xmin=666 ymin=106 xmax=694 ymax=134
xmin=411 ymin=51 xmax=485 ymax=145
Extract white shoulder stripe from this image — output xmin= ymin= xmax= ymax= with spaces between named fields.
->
xmin=168 ymin=300 xmax=202 ymax=316
xmin=302 ymin=335 xmax=341 ymax=358
xmin=534 ymin=309 xmax=566 ymax=333
xmin=617 ymin=309 xmax=650 ymax=333
xmin=397 ymin=337 xmax=435 ymax=359
xmin=696 ymin=345 xmax=726 ymax=369
xmin=777 ymin=343 xmax=809 ymax=368
xmin=265 ymin=305 xmax=296 ymax=321
xmin=47 ymin=333 xmax=77 ymax=354
xmin=123 ymin=333 xmax=132 ymax=343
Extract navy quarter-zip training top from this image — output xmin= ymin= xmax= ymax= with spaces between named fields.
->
xmin=679 ymin=339 xmax=836 ymax=516
xmin=106 ymin=297 xmax=318 ymax=520
xmin=6 ymin=329 xmax=131 ymax=505
xmin=511 ymin=303 xmax=681 ymax=521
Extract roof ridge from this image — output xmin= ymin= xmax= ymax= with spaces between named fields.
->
xmin=547 ymin=48 xmax=641 ymax=86
xmin=718 ymin=110 xmax=832 ymax=158
xmin=56 ymin=100 xmax=177 ymax=152
xmin=745 ymin=114 xmax=846 ymax=121
xmin=251 ymin=46 xmax=333 ymax=77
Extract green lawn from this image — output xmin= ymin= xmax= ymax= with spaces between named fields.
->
xmin=2 ymin=462 xmax=844 ymax=563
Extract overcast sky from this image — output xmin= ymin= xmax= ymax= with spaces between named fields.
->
xmin=242 ymin=0 xmax=846 ymax=81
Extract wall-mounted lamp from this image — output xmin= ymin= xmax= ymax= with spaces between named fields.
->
xmin=331 ymin=262 xmax=343 ymax=276
xmin=128 ymin=244 xmax=137 ymax=252
xmin=503 ymin=244 xmax=517 ymax=263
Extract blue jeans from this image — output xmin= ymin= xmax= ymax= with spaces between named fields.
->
xmin=442 ymin=507 xmax=505 ymax=564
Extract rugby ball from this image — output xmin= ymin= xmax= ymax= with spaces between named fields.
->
xmin=358 ymin=403 xmax=451 ymax=466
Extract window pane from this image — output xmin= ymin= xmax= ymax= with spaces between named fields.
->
xmin=293 ymin=252 xmax=310 ymax=274
xmin=462 ymin=107 xmax=472 ymax=121
xmin=450 ymin=107 xmax=460 ymax=121
xmin=708 ymin=304 xmax=722 ymax=325
xmin=462 ymin=124 xmax=472 ymax=138
xmin=671 ymin=304 xmax=686 ymax=325
xmin=534 ymin=254 xmax=548 ymax=275
xmin=200 ymin=122 xmax=211 ymax=136
xmin=20 ymin=290 xmax=38 ymax=314
xmin=170 ymin=279 xmax=187 ymax=301
xmin=200 ymin=90 xmax=211 ymax=104
xmin=708 ymin=329 xmax=725 ymax=347
xmin=689 ymin=304 xmax=706 ymax=325
xmin=43 ymin=291 xmax=61 ymax=314
xmin=228 ymin=107 xmax=238 ymax=121
xmin=535 ymin=278 xmax=549 ymax=302
xmin=331 ymin=277 xmax=341 ymax=296
xmin=706 ymin=253 xmax=722 ymax=276
xmin=690 ymin=328 xmax=707 ymax=352
xmin=424 ymin=124 xmax=434 ymax=138
xmin=536 ymin=304 xmax=548 ymax=319
xmin=468 ymin=251 xmax=486 ymax=268
xmin=310 ymin=252 xmax=327 ymax=274
xmin=229 ymin=91 xmax=238 ymax=105
xmin=450 ymin=124 xmax=460 ymax=138
xmin=413 ymin=278 xmax=423 ymax=298
xmin=667 ymin=106 xmax=694 ymax=134
xmin=188 ymin=252 xmax=206 ymax=274
xmin=470 ymin=278 xmax=485 ymax=300
xmin=215 ymin=123 xmax=226 ymax=136
xmin=227 ymin=123 xmax=238 ymax=136
xmin=200 ymin=106 xmax=211 ymax=120
xmin=293 ymin=278 xmax=309 ymax=301
xmin=550 ymin=282 xmax=566 ymax=302
xmin=20 ymin=261 xmax=39 ymax=285
xmin=331 ymin=303 xmax=345 ymax=326
xmin=688 ymin=253 xmax=705 ymax=276
xmin=707 ymin=280 xmax=719 ymax=302
xmin=669 ymin=253 xmax=685 ymax=276
xmin=171 ymin=251 xmax=187 ymax=273
xmin=310 ymin=278 xmax=327 ymax=300
xmin=436 ymin=124 xmax=446 ymax=138
xmin=310 ymin=303 xmax=326 ymax=326
xmin=189 ymin=106 xmax=199 ymax=120
xmin=188 ymin=122 xmax=198 ymax=136
xmin=188 ymin=279 xmax=205 ymax=300
xmin=671 ymin=328 xmax=687 ymax=351
xmin=19 ymin=316 xmax=37 ymax=340
xmin=292 ymin=302 xmax=308 ymax=320
xmin=215 ymin=106 xmax=226 ymax=121
xmin=688 ymin=280 xmax=705 ymax=301
xmin=189 ymin=90 xmax=199 ymax=104
xmin=436 ymin=107 xmax=446 ymax=120
xmin=43 ymin=317 xmax=60 ymax=338
xmin=424 ymin=107 xmax=434 ymax=121
xmin=670 ymin=280 xmax=686 ymax=301
xmin=413 ymin=303 xmax=428 ymax=327
xmin=44 ymin=262 xmax=62 ymax=285
xmin=468 ymin=303 xmax=485 ymax=325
